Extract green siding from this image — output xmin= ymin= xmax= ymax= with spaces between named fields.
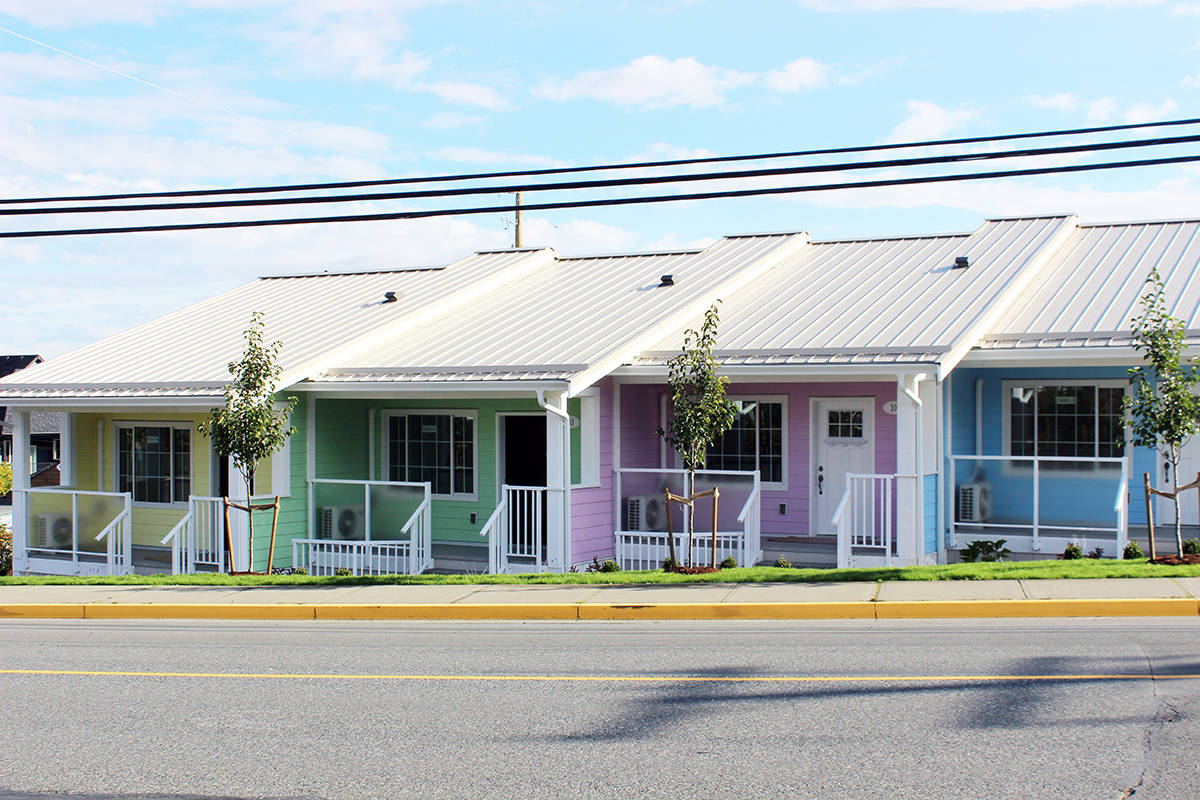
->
xmin=250 ymin=394 xmax=307 ymax=570
xmin=312 ymin=397 xmax=549 ymax=545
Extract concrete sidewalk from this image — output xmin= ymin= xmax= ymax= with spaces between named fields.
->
xmin=3 ymin=577 xmax=1200 ymax=620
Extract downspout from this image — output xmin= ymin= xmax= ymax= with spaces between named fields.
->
xmin=904 ymin=373 xmax=926 ymax=565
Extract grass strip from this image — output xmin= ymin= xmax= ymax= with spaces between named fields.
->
xmin=2 ymin=558 xmax=1199 ymax=587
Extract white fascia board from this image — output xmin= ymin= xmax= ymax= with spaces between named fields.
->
xmin=957 ymin=347 xmax=1145 ymax=368
xmin=565 ymin=235 xmax=811 ymax=397
xmin=610 ymin=365 xmax=931 ymax=383
xmin=936 ymin=215 xmax=1079 ymax=381
xmin=275 ymin=248 xmax=559 ymax=388
xmin=0 ymin=397 xmax=222 ymax=411
xmin=304 ymin=380 xmax=570 ymax=399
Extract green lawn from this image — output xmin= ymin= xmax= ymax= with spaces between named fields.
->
xmin=2 ymin=559 xmax=1199 ymax=587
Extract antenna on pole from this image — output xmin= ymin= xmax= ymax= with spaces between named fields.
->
xmin=514 ymin=191 xmax=523 ymax=248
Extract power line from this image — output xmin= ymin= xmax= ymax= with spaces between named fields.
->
xmin=2 ymin=152 xmax=1196 ymax=239
xmin=3 ymin=132 xmax=1197 ymax=217
xmin=3 ymin=115 xmax=1200 ymax=206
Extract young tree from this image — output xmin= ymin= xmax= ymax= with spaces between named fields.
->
xmin=658 ymin=303 xmax=738 ymax=566
xmin=1125 ymin=267 xmax=1200 ymax=557
xmin=199 ymin=312 xmax=296 ymax=572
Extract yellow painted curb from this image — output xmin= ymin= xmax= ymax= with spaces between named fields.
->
xmin=314 ymin=603 xmax=579 ymax=621
xmin=0 ymin=603 xmax=86 ymax=619
xmin=875 ymin=598 xmax=1200 ymax=619
xmin=578 ymin=602 xmax=874 ymax=620
xmin=0 ymin=598 xmax=1197 ymax=621
xmin=83 ymin=604 xmax=318 ymax=620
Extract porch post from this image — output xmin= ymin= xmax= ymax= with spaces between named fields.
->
xmin=227 ymin=459 xmax=251 ymax=571
xmin=59 ymin=412 xmax=76 ymax=487
xmin=11 ymin=409 xmax=30 ymax=575
xmin=895 ymin=375 xmax=922 ymax=565
xmin=543 ymin=390 xmax=570 ymax=571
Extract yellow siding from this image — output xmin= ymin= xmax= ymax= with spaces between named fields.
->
xmin=70 ymin=412 xmax=213 ymax=548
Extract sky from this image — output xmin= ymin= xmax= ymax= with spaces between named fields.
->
xmin=2 ymin=0 xmax=1199 ymax=358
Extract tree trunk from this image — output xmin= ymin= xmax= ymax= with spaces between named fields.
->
xmin=1173 ymin=448 xmax=1184 ymax=557
xmin=686 ymin=469 xmax=695 ymax=566
xmin=1144 ymin=472 xmax=1157 ymax=560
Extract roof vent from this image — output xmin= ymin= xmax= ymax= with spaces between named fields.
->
xmin=658 ymin=274 xmax=675 ymax=287
xmin=383 ymin=291 xmax=399 ymax=303
xmin=953 ymin=256 xmax=970 ymax=270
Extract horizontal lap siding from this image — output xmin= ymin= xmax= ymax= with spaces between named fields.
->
xmin=571 ymin=378 xmax=614 ymax=563
xmin=923 ymin=473 xmax=939 ymax=554
xmin=948 ymin=366 xmax=1150 ymax=526
xmin=617 ymin=380 xmax=898 ymax=536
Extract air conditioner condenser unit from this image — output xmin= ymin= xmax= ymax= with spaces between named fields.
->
xmin=36 ymin=513 xmax=74 ymax=549
xmin=624 ymin=493 xmax=669 ymax=531
xmin=318 ymin=505 xmax=367 ymax=540
xmin=957 ymin=483 xmax=992 ymax=523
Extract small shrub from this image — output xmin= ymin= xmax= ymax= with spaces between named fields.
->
xmin=1184 ymin=538 xmax=1200 ymax=555
xmin=568 ymin=564 xmax=579 ymax=573
xmin=0 ymin=521 xmax=11 ymax=576
xmin=960 ymin=539 xmax=1011 ymax=563
xmin=600 ymin=558 xmax=620 ymax=573
xmin=333 ymin=566 xmax=353 ymax=577
xmin=662 ymin=556 xmax=680 ymax=572
xmin=720 ymin=556 xmax=738 ymax=569
xmin=1124 ymin=541 xmax=1146 ymax=560
xmin=1061 ymin=543 xmax=1084 ymax=560
xmin=772 ymin=556 xmax=792 ymax=569
xmin=1087 ymin=547 xmax=1105 ymax=559
xmin=291 ymin=566 xmax=308 ymax=576
xmin=0 ymin=461 xmax=11 ymax=497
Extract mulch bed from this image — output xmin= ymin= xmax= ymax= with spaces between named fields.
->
xmin=1148 ymin=554 xmax=1200 ymax=565
xmin=668 ymin=566 xmax=720 ymax=575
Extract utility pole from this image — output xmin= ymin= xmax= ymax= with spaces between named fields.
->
xmin=514 ymin=191 xmax=523 ymax=249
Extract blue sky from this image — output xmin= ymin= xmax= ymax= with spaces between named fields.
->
xmin=1 ymin=0 xmax=1198 ymax=357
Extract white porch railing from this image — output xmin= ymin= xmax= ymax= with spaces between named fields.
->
xmin=294 ymin=479 xmax=432 ymax=576
xmin=833 ymin=473 xmax=906 ymax=569
xmin=613 ymin=468 xmax=761 ymax=570
xmin=16 ymin=487 xmax=132 ymax=576
xmin=478 ymin=485 xmax=547 ymax=573
xmin=949 ymin=454 xmax=1128 ymax=555
xmin=161 ymin=496 xmax=227 ymax=574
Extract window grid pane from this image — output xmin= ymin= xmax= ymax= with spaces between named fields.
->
xmin=387 ymin=413 xmax=475 ymax=496
xmin=1008 ymin=385 xmax=1125 ymax=468
xmin=705 ymin=400 xmax=783 ymax=481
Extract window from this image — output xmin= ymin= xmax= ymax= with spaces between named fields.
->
xmin=386 ymin=411 xmax=476 ymax=498
xmin=827 ymin=410 xmax=863 ymax=439
xmin=704 ymin=398 xmax=785 ymax=485
xmin=116 ymin=424 xmax=191 ymax=504
xmin=1006 ymin=384 xmax=1125 ymax=465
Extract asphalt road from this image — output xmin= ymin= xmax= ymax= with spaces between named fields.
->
xmin=1 ymin=619 xmax=1199 ymax=800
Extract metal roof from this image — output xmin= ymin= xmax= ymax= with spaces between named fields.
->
xmin=986 ymin=220 xmax=1200 ymax=348
xmin=634 ymin=216 xmax=1076 ymax=374
xmin=317 ymin=233 xmax=808 ymax=393
xmin=0 ymin=250 xmax=544 ymax=399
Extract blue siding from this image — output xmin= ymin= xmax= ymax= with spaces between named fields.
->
xmin=946 ymin=366 xmax=1151 ymax=525
xmin=923 ymin=473 xmax=938 ymax=554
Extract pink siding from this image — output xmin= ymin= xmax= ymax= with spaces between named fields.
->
xmin=570 ymin=377 xmax=615 ymax=562
xmin=615 ymin=380 xmax=898 ymax=536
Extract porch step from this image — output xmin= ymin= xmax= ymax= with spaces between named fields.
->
xmin=760 ymin=535 xmax=838 ymax=568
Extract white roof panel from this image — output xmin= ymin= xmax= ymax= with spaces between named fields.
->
xmin=988 ymin=220 xmax=1200 ymax=344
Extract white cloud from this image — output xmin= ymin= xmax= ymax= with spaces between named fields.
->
xmin=1172 ymin=3 xmax=1200 ymax=11
xmin=537 ymin=55 xmax=756 ymax=109
xmin=1087 ymin=97 xmax=1120 ymax=121
xmin=1183 ymin=73 xmax=1200 ymax=87
xmin=428 ymin=80 xmax=511 ymax=110
xmin=424 ymin=111 xmax=484 ymax=129
xmin=1029 ymin=92 xmax=1079 ymax=110
xmin=1123 ymin=98 xmax=1177 ymax=122
xmin=518 ymin=217 xmax=642 ymax=255
xmin=432 ymin=147 xmax=567 ymax=167
xmin=793 ymin=1 xmax=1162 ymax=10
xmin=0 ymin=51 xmax=106 ymax=83
xmin=887 ymin=100 xmax=978 ymax=142
xmin=764 ymin=57 xmax=829 ymax=92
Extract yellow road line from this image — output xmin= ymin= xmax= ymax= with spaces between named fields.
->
xmin=2 ymin=668 xmax=1200 ymax=683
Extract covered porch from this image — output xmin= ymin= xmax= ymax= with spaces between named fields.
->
xmin=610 ymin=372 xmax=941 ymax=569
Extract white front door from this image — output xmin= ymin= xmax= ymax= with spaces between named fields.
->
xmin=811 ymin=398 xmax=875 ymax=535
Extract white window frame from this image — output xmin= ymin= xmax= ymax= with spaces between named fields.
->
xmin=571 ymin=391 xmax=601 ymax=489
xmin=675 ymin=394 xmax=788 ymax=491
xmin=1000 ymin=379 xmax=1132 ymax=470
xmin=383 ymin=409 xmax=479 ymax=502
xmin=113 ymin=421 xmax=194 ymax=508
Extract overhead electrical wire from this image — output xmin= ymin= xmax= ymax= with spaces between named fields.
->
xmin=2 ymin=116 xmax=1200 ymax=206
xmin=2 ymin=132 xmax=1198 ymax=217
xmin=2 ymin=152 xmax=1198 ymax=239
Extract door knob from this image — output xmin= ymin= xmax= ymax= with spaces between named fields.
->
xmin=817 ymin=468 xmax=824 ymax=496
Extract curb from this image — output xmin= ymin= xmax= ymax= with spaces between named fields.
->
xmin=0 ymin=598 xmax=1197 ymax=621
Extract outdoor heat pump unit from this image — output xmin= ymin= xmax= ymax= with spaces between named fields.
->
xmin=957 ymin=483 xmax=992 ymax=523
xmin=36 ymin=514 xmax=74 ymax=549
xmin=624 ymin=494 xmax=669 ymax=532
xmin=318 ymin=505 xmax=367 ymax=540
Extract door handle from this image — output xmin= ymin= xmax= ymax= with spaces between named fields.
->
xmin=817 ymin=468 xmax=824 ymax=496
